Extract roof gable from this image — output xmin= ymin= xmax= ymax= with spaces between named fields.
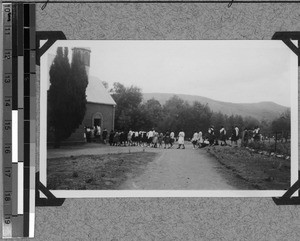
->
xmin=86 ymin=76 xmax=116 ymax=105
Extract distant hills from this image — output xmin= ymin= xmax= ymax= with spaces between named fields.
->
xmin=143 ymin=93 xmax=289 ymax=122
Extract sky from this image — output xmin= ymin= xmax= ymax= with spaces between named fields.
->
xmin=41 ymin=40 xmax=297 ymax=107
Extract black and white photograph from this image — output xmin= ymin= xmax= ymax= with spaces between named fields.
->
xmin=40 ymin=40 xmax=298 ymax=197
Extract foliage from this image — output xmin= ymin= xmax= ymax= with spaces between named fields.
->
xmin=140 ymin=98 xmax=163 ymax=130
xmin=48 ymin=47 xmax=88 ymax=147
xmin=271 ymin=110 xmax=290 ymax=138
xmin=110 ymin=82 xmax=290 ymax=140
xmin=111 ymin=82 xmax=143 ymax=130
xmin=247 ymin=141 xmax=290 ymax=156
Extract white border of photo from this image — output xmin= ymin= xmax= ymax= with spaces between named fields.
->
xmin=39 ymin=40 xmax=298 ymax=198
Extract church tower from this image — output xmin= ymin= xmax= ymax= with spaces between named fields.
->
xmin=72 ymin=47 xmax=91 ymax=75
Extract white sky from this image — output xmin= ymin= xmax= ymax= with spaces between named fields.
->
xmin=41 ymin=40 xmax=297 ymax=107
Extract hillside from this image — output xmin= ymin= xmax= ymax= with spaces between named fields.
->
xmin=143 ymin=93 xmax=289 ymax=122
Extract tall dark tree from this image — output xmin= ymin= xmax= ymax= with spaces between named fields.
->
xmin=67 ymin=50 xmax=89 ymax=134
xmin=183 ymin=101 xmax=212 ymax=137
xmin=141 ymin=98 xmax=163 ymax=130
xmin=48 ymin=47 xmax=70 ymax=147
xmin=111 ymin=82 xmax=143 ymax=130
xmin=48 ymin=47 xmax=88 ymax=147
xmin=159 ymin=95 xmax=185 ymax=133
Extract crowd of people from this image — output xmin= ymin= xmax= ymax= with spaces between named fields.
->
xmin=84 ymin=125 xmax=262 ymax=149
xmin=107 ymin=129 xmax=179 ymax=149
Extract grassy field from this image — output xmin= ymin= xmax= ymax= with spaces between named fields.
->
xmin=207 ymin=145 xmax=290 ymax=190
xmin=47 ymin=152 xmax=158 ymax=190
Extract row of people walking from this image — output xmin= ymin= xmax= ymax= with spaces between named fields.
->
xmin=191 ymin=125 xmax=261 ymax=148
xmin=86 ymin=125 xmax=261 ymax=148
xmin=108 ymin=129 xmax=184 ymax=149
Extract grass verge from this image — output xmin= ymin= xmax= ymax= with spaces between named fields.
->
xmin=207 ymin=146 xmax=290 ymax=190
xmin=47 ymin=152 xmax=157 ymax=190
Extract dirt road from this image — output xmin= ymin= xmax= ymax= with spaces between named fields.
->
xmin=119 ymin=144 xmax=236 ymax=190
xmin=48 ymin=143 xmax=237 ymax=190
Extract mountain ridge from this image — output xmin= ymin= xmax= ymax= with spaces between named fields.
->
xmin=143 ymin=92 xmax=289 ymax=122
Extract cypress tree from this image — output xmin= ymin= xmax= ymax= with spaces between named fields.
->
xmin=68 ymin=50 xmax=89 ymax=135
xmin=48 ymin=47 xmax=71 ymax=147
xmin=48 ymin=47 xmax=88 ymax=147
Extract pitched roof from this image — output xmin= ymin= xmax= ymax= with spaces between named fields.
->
xmin=86 ymin=76 xmax=116 ymax=105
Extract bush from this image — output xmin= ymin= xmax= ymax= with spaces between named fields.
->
xmin=247 ymin=141 xmax=290 ymax=156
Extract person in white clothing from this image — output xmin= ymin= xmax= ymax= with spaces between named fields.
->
xmin=147 ymin=129 xmax=154 ymax=147
xmin=191 ymin=132 xmax=199 ymax=149
xmin=231 ymin=126 xmax=239 ymax=147
xmin=177 ymin=130 xmax=185 ymax=149
xmin=198 ymin=131 xmax=203 ymax=147
xmin=170 ymin=131 xmax=175 ymax=148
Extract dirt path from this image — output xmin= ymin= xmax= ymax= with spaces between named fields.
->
xmin=48 ymin=143 xmax=237 ymax=190
xmin=119 ymin=144 xmax=236 ymax=190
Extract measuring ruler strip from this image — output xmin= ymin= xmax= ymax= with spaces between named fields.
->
xmin=23 ymin=3 xmax=34 ymax=237
xmin=29 ymin=4 xmax=36 ymax=237
xmin=2 ymin=3 xmax=13 ymax=238
xmin=12 ymin=3 xmax=24 ymax=237
xmin=3 ymin=3 xmax=36 ymax=238
xmin=17 ymin=3 xmax=24 ymax=218
xmin=11 ymin=5 xmax=18 ymax=230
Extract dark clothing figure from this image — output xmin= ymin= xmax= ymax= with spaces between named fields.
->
xmin=102 ymin=129 xmax=108 ymax=144
xmin=219 ymin=127 xmax=227 ymax=146
xmin=119 ymin=132 xmax=125 ymax=146
xmin=142 ymin=132 xmax=147 ymax=146
xmin=208 ymin=127 xmax=215 ymax=146
xmin=114 ymin=132 xmax=120 ymax=146
xmin=109 ymin=130 xmax=115 ymax=146
xmin=231 ymin=126 xmax=239 ymax=147
xmin=86 ymin=127 xmax=92 ymax=143
xmin=164 ymin=132 xmax=170 ymax=149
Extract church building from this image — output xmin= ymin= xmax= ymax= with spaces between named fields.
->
xmin=47 ymin=47 xmax=116 ymax=144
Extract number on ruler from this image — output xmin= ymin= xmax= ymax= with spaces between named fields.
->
xmin=4 ymin=6 xmax=11 ymax=12
xmin=4 ymin=144 xmax=11 ymax=154
xmin=4 ymin=5 xmax=11 ymax=23
xmin=4 ymin=192 xmax=11 ymax=202
xmin=4 ymin=98 xmax=11 ymax=107
xmin=4 ymin=169 xmax=11 ymax=178
xmin=4 ymin=75 xmax=11 ymax=83
xmin=4 ymin=27 xmax=11 ymax=35
xmin=4 ymin=216 xmax=11 ymax=225
xmin=4 ymin=121 xmax=11 ymax=131
xmin=4 ymin=51 xmax=11 ymax=59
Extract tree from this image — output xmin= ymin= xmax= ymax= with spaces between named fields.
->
xmin=67 ymin=50 xmax=89 ymax=133
xmin=111 ymin=82 xmax=143 ymax=130
xmin=102 ymin=81 xmax=109 ymax=89
xmin=141 ymin=98 xmax=163 ymax=130
xmin=159 ymin=95 xmax=186 ymax=133
xmin=211 ymin=112 xmax=225 ymax=137
xmin=271 ymin=110 xmax=291 ymax=141
xmin=48 ymin=47 xmax=88 ymax=147
xmin=188 ymin=101 xmax=212 ymax=137
xmin=159 ymin=97 xmax=212 ymax=138
xmin=243 ymin=116 xmax=260 ymax=129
